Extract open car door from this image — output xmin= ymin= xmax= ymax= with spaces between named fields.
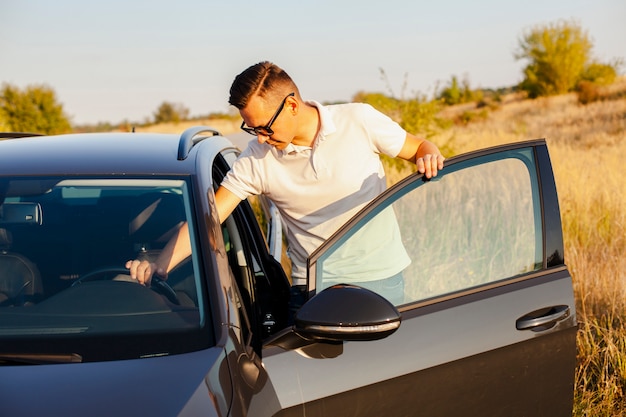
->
xmin=260 ymin=140 xmax=577 ymax=417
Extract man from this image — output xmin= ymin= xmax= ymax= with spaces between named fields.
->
xmin=127 ymin=61 xmax=444 ymax=304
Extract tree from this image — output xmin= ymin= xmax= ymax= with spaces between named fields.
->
xmin=0 ymin=83 xmax=72 ymax=134
xmin=0 ymin=107 xmax=9 ymax=132
xmin=514 ymin=19 xmax=620 ymax=98
xmin=153 ymin=101 xmax=190 ymax=124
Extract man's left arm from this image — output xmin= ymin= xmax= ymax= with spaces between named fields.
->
xmin=396 ymin=133 xmax=445 ymax=178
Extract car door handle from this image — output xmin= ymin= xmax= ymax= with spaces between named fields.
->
xmin=515 ymin=305 xmax=570 ymax=331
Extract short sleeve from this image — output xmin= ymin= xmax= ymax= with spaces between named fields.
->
xmin=220 ymin=144 xmax=267 ymax=200
xmin=359 ymin=104 xmax=407 ymax=157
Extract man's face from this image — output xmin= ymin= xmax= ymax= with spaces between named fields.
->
xmin=240 ymin=93 xmax=294 ymax=150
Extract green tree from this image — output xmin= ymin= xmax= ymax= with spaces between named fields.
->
xmin=153 ymin=101 xmax=190 ymax=124
xmin=514 ymin=19 xmax=621 ymax=98
xmin=0 ymin=83 xmax=71 ymax=134
xmin=0 ymin=107 xmax=9 ymax=132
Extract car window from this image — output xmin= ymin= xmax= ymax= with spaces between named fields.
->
xmin=0 ymin=177 xmax=211 ymax=361
xmin=313 ymin=147 xmax=542 ymax=306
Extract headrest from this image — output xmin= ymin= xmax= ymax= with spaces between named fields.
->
xmin=129 ymin=193 xmax=185 ymax=243
xmin=0 ymin=228 xmax=12 ymax=246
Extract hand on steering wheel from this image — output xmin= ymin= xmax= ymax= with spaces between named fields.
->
xmin=125 ymin=259 xmax=165 ymax=286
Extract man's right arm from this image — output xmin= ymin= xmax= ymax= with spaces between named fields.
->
xmin=126 ymin=223 xmax=191 ymax=285
xmin=215 ymin=185 xmax=243 ymax=224
xmin=127 ymin=186 xmax=242 ymax=285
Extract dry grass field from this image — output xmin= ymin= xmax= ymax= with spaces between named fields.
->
xmin=428 ymin=79 xmax=626 ymax=416
xmin=132 ymin=118 xmax=240 ymax=135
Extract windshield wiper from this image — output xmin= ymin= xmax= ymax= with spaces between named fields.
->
xmin=0 ymin=353 xmax=82 ymax=365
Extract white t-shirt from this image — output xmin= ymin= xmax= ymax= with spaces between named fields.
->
xmin=221 ymin=101 xmax=411 ymax=285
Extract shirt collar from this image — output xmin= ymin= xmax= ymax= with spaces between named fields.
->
xmin=282 ymin=143 xmax=309 ymax=155
xmin=309 ymin=100 xmax=336 ymax=140
xmin=279 ymin=100 xmax=335 ymax=156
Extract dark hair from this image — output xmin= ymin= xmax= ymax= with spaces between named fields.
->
xmin=229 ymin=61 xmax=297 ymax=109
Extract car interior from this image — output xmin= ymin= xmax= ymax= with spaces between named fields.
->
xmin=0 ymin=178 xmax=200 ymax=317
xmin=0 ymin=226 xmax=44 ymax=306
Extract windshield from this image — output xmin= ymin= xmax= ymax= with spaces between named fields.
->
xmin=0 ymin=177 xmax=211 ymax=363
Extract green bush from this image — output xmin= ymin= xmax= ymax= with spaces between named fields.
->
xmin=580 ymin=62 xmax=618 ymax=86
xmin=439 ymin=76 xmax=462 ymax=105
xmin=153 ymin=101 xmax=190 ymax=124
xmin=398 ymin=98 xmax=442 ymax=136
xmin=353 ymin=91 xmax=443 ymax=137
xmin=438 ymin=75 xmax=483 ymax=106
xmin=352 ymin=92 xmax=402 ymax=120
xmin=0 ymin=83 xmax=71 ymax=134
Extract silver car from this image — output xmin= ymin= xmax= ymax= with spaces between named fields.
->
xmin=0 ymin=128 xmax=577 ymax=416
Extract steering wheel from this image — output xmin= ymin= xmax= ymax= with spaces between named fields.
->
xmin=71 ymin=267 xmax=180 ymax=305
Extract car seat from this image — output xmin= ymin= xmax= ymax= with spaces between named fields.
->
xmin=0 ymin=227 xmax=44 ymax=306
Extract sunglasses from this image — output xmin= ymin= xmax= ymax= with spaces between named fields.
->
xmin=241 ymin=92 xmax=295 ymax=136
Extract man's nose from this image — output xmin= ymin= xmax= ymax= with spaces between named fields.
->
xmin=257 ymin=133 xmax=270 ymax=144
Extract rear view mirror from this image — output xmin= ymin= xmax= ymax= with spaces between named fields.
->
xmin=0 ymin=202 xmax=42 ymax=225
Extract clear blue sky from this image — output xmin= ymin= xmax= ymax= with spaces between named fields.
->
xmin=2 ymin=0 xmax=624 ymax=125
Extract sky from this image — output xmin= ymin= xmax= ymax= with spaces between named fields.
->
xmin=1 ymin=0 xmax=624 ymax=125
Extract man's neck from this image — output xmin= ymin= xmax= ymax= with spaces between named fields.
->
xmin=292 ymin=103 xmax=321 ymax=148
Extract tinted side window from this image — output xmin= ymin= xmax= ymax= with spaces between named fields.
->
xmin=315 ymin=148 xmax=543 ymax=306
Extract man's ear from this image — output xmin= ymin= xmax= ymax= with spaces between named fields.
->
xmin=286 ymin=96 xmax=298 ymax=115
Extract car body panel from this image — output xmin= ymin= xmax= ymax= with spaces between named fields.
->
xmin=262 ymin=271 xmax=576 ymax=416
xmin=0 ymin=133 xmax=196 ymax=176
xmin=0 ymin=348 xmax=227 ymax=417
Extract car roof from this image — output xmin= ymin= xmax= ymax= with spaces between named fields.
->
xmin=0 ymin=130 xmax=226 ymax=177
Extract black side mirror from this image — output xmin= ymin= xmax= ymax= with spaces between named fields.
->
xmin=294 ymin=284 xmax=401 ymax=342
xmin=264 ymin=284 xmax=401 ymax=351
